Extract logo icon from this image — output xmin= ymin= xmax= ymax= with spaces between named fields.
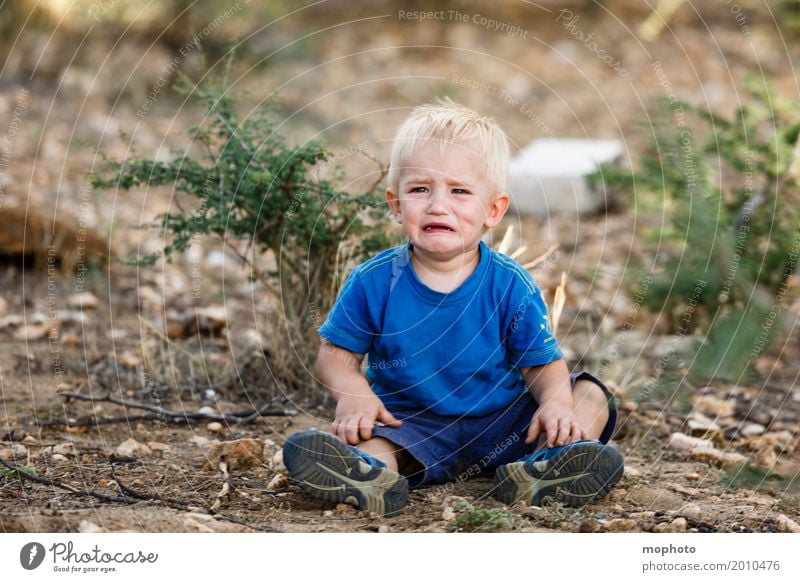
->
xmin=20 ymin=542 xmax=46 ymax=570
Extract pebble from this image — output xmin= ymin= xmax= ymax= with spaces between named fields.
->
xmin=378 ymin=525 xmax=391 ymax=533
xmin=267 ymin=473 xmax=288 ymax=491
xmin=115 ymin=438 xmax=152 ymax=458
xmin=602 ymin=518 xmax=638 ymax=532
xmin=693 ymin=394 xmax=735 ymax=417
xmin=206 ymin=422 xmax=224 ymax=433
xmin=67 ymin=292 xmax=100 ymax=309
xmin=13 ymin=324 xmax=51 ymax=341
xmin=629 ymin=511 xmax=656 ymax=519
xmin=198 ymin=406 xmax=217 ymax=416
xmin=740 ymin=423 xmax=766 ymax=437
xmin=678 ymin=503 xmax=703 ymax=520
xmin=271 ymin=450 xmax=287 ymax=475
xmin=52 ymin=443 xmax=77 ymax=457
xmin=653 ymin=517 xmax=688 ymax=533
xmin=689 ymin=446 xmax=747 ymax=467
xmin=0 ymin=443 xmax=28 ymax=460
xmin=753 ymin=446 xmax=777 ymax=469
xmin=669 ymin=432 xmax=714 ymax=452
xmin=623 ymin=466 xmax=642 ymax=478
xmin=776 ymin=514 xmax=800 ymax=533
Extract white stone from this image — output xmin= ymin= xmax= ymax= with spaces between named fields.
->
xmin=67 ymin=292 xmax=100 ymax=309
xmin=507 ymin=138 xmax=623 ymax=216
xmin=669 ymin=432 xmax=714 ymax=451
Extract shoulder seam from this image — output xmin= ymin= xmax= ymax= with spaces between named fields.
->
xmin=359 ymin=247 xmax=404 ymax=276
xmin=490 ymin=254 xmax=537 ymax=295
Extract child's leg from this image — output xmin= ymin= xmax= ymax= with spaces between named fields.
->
xmin=572 ymin=379 xmax=611 ymax=440
xmin=357 ymin=437 xmax=402 ymax=472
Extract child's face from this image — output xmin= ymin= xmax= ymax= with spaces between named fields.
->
xmin=386 ymin=140 xmax=509 ymax=262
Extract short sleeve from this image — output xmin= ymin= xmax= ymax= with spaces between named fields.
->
xmin=505 ymin=270 xmax=564 ymax=367
xmin=317 ymin=267 xmax=375 ymax=354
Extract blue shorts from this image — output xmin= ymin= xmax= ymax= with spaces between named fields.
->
xmin=371 ymin=370 xmax=618 ymax=489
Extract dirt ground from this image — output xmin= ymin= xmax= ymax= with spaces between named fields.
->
xmin=2 ymin=2 xmax=800 ymax=533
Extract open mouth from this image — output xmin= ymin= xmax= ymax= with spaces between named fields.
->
xmin=422 ymin=224 xmax=455 ymax=233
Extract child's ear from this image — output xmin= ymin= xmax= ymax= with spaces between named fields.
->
xmin=484 ymin=192 xmax=510 ymax=228
xmin=386 ymin=189 xmax=403 ymax=223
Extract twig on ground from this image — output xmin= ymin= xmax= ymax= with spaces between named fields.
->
xmin=211 ymin=460 xmax=231 ymax=511
xmin=55 ymin=390 xmax=296 ymax=426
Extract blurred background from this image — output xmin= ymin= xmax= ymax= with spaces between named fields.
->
xmin=1 ymin=0 xmax=799 ymax=533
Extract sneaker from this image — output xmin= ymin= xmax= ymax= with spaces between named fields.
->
xmin=493 ymin=440 xmax=624 ymax=507
xmin=283 ymin=428 xmax=409 ymax=517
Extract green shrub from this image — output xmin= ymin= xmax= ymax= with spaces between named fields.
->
xmin=90 ymin=69 xmax=394 ymax=394
xmin=593 ymin=80 xmax=800 ymax=383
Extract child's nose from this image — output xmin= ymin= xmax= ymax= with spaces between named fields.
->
xmin=426 ymin=187 xmax=449 ymax=213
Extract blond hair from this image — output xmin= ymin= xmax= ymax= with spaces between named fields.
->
xmin=387 ymin=97 xmax=510 ymax=194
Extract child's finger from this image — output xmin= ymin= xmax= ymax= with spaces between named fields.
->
xmin=525 ymin=417 xmax=541 ymax=444
xmin=545 ymin=418 xmax=559 ymax=446
xmin=556 ymin=418 xmax=571 ymax=446
xmin=344 ymin=417 xmax=361 ymax=445
xmin=359 ymin=415 xmax=375 ymax=441
xmin=378 ymin=406 xmax=402 ymax=427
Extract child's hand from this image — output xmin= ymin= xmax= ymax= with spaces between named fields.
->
xmin=526 ymin=400 xmax=585 ymax=447
xmin=332 ymin=394 xmax=402 ymax=445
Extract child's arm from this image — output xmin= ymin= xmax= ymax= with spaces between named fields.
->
xmin=520 ymin=358 xmax=584 ymax=448
xmin=317 ymin=340 xmax=402 ymax=445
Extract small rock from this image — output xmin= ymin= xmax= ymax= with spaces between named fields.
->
xmin=183 ymin=512 xmax=253 ymax=533
xmin=198 ymin=406 xmax=217 ymax=415
xmin=750 ymin=431 xmax=794 ymax=452
xmin=13 ymin=324 xmax=52 ymax=341
xmin=335 ymin=503 xmax=356 ymax=514
xmin=21 ymin=434 xmax=38 ymax=446
xmin=685 ymin=472 xmax=701 ymax=481
xmin=602 ymin=518 xmax=638 ymax=532
xmin=0 ymin=314 xmax=23 ymax=329
xmin=52 ymin=442 xmax=77 ymax=457
xmin=686 ymin=413 xmax=721 ymax=435
xmin=608 ymin=488 xmax=628 ymax=501
xmin=689 ymin=447 xmax=747 ymax=467
xmin=146 ymin=442 xmax=171 ymax=454
xmin=55 ymin=310 xmax=87 ymax=324
xmin=204 ymin=438 xmax=264 ymax=470
xmin=115 ymin=438 xmax=152 ymax=458
xmin=0 ymin=443 xmax=28 ymax=460
xmin=669 ymin=432 xmax=714 ymax=452
xmin=206 ymin=422 xmax=224 ymax=433
xmin=60 ymin=333 xmax=82 ymax=347
xmin=653 ymin=517 xmax=688 ymax=533
xmin=267 ymin=473 xmax=288 ymax=491
xmin=191 ymin=435 xmax=210 ymax=448
xmin=51 ymin=453 xmax=69 ymax=463
xmin=195 ymin=306 xmax=227 ymax=334
xmin=79 ymin=520 xmax=108 ymax=533
xmin=271 ymin=449 xmax=287 ymax=475
xmin=67 ymin=292 xmax=100 ymax=309
xmin=119 ymin=352 xmax=142 ymax=368
xmin=693 ymin=394 xmax=735 ymax=417
xmin=378 ymin=525 xmax=391 ymax=533
xmin=753 ymin=446 xmax=777 ymax=469
xmin=623 ymin=466 xmax=642 ymax=478
xmin=740 ymin=423 xmax=766 ymax=437
xmin=442 ymin=506 xmax=456 ymax=521
xmin=776 ymin=514 xmax=800 ymax=533
xmin=629 ymin=511 xmax=656 ymax=519
xmin=678 ymin=503 xmax=703 ymax=520
xmin=579 ymin=519 xmax=602 ymax=532
xmin=322 ymin=510 xmax=334 ymax=517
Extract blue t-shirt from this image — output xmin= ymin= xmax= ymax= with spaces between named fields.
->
xmin=317 ymin=240 xmax=564 ymax=416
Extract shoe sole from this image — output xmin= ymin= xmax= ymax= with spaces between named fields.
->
xmin=283 ymin=429 xmax=408 ymax=517
xmin=494 ymin=442 xmax=624 ymax=507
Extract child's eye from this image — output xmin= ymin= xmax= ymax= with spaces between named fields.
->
xmin=452 ymin=188 xmax=471 ymax=195
xmin=409 ymin=186 xmax=428 ymax=193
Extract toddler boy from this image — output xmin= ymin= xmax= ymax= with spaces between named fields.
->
xmin=283 ymin=98 xmax=623 ymax=516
